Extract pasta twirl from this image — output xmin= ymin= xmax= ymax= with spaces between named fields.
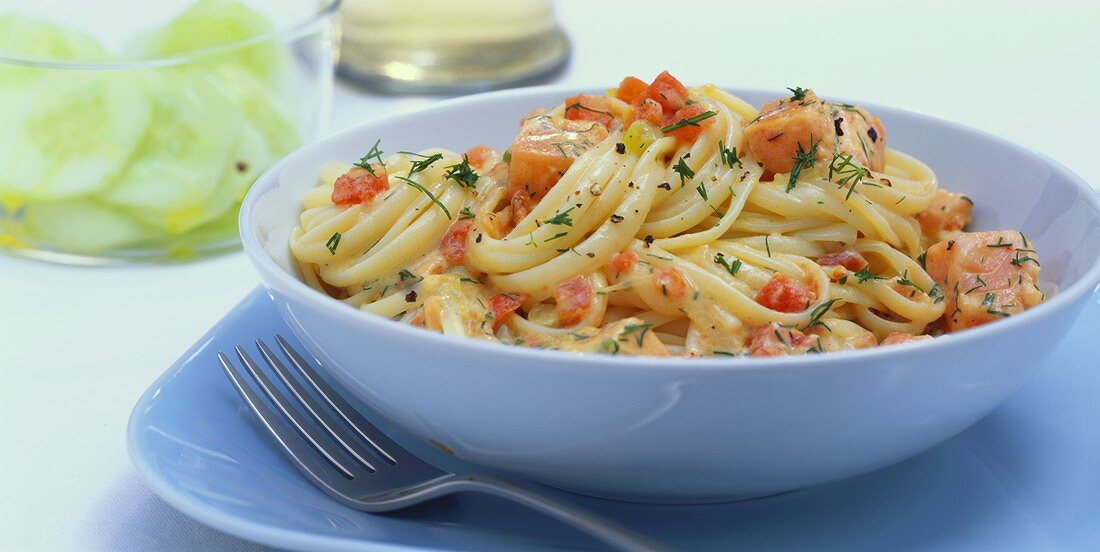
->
xmin=290 ymin=72 xmax=1045 ymax=357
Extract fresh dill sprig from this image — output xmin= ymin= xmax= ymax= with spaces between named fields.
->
xmin=719 ymin=141 xmax=742 ymax=168
xmin=354 ymin=139 xmax=385 ymax=175
xmin=399 ymin=151 xmax=444 ymax=176
xmin=787 ymin=86 xmax=810 ymax=101
xmin=928 ymin=284 xmax=945 ymax=304
xmin=828 ymin=153 xmax=876 ymax=200
xmin=673 ymin=156 xmax=695 ymax=187
xmin=443 ymin=154 xmax=479 ymax=188
xmin=713 ymin=252 xmax=742 ymax=276
xmin=661 ymin=110 xmax=717 ymax=133
xmin=600 ymin=339 xmax=620 ymax=355
xmin=804 ymin=298 xmax=840 ymax=330
xmin=786 ymin=140 xmax=819 ymax=192
xmin=325 ymin=232 xmax=341 ymax=255
xmin=565 ymin=102 xmax=613 ymax=118
xmin=895 ymin=270 xmax=926 ymax=293
xmin=394 ymin=175 xmax=451 ymax=219
xmin=853 ymin=266 xmax=884 ymax=283
xmin=620 ymin=323 xmax=654 ymax=346
xmin=543 ymin=206 xmax=575 ymax=227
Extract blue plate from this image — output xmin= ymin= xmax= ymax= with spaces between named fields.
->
xmin=128 ymin=287 xmax=1100 ymax=551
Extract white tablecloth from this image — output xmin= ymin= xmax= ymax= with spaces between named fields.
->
xmin=3 ymin=1 xmax=1098 ymax=549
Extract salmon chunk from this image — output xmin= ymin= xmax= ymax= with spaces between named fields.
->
xmin=564 ymin=94 xmax=625 ymax=130
xmin=747 ymin=323 xmax=819 ymax=357
xmin=925 ymin=230 xmax=1043 ymax=331
xmin=553 ymin=275 xmax=594 ymax=327
xmin=916 ymin=189 xmax=973 ymax=242
xmin=744 ymin=89 xmax=886 ymax=175
xmin=816 ymin=250 xmax=869 ymax=272
xmin=507 ymin=114 xmax=609 ymax=204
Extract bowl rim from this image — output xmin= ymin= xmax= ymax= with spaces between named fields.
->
xmin=240 ymin=83 xmax=1100 ymax=371
xmin=0 ymin=0 xmax=341 ymax=70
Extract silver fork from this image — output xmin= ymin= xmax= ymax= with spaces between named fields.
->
xmin=219 ymin=336 xmax=667 ymax=552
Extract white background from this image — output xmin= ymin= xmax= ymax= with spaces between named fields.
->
xmin=3 ymin=1 xmax=1099 ymax=550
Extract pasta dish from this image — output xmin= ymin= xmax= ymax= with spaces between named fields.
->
xmin=289 ymin=72 xmax=1044 ymax=357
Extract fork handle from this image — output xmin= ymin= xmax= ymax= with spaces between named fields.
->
xmin=441 ymin=473 xmax=669 ymax=552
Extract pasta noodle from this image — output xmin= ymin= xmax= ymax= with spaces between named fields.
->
xmin=289 ymin=73 xmax=1044 ymax=357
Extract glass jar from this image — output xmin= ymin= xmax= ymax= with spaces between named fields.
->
xmin=337 ymin=0 xmax=569 ymax=94
xmin=0 ymin=0 xmax=339 ymax=264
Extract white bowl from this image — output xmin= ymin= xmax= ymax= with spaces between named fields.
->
xmin=241 ymin=86 xmax=1100 ymax=503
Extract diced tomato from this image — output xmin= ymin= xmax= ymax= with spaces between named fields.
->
xmin=816 ymin=250 xmax=869 ymax=272
xmin=755 ymin=273 xmax=816 ymax=313
xmin=616 ymin=76 xmax=649 ymax=104
xmin=464 ymin=145 xmax=494 ymax=171
xmin=608 ymin=250 xmax=637 ymax=277
xmin=487 ymin=293 xmax=526 ymax=330
xmin=880 ymin=332 xmax=932 ymax=346
xmin=653 ymin=267 xmax=690 ymax=301
xmin=638 ymin=70 xmax=688 ymax=113
xmin=564 ymin=94 xmax=616 ymax=130
xmin=438 ymin=219 xmax=474 ymax=265
xmin=747 ymin=322 xmax=817 ymax=357
xmin=631 ymin=98 xmax=664 ymax=126
xmin=553 ymin=275 xmax=594 ymax=327
xmin=663 ymin=103 xmax=715 ymax=144
xmin=507 ymin=114 xmax=609 ymax=204
xmin=925 ymin=230 xmax=1043 ymax=331
xmin=331 ymin=164 xmax=389 ymax=205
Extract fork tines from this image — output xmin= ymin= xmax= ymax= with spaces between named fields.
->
xmin=218 ymin=336 xmax=410 ymax=488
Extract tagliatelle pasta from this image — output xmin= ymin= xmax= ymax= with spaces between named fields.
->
xmin=289 ymin=72 xmax=1045 ymax=357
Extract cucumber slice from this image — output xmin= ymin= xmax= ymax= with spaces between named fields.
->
xmin=0 ymin=84 xmax=31 ymax=211
xmin=151 ymin=116 xmax=272 ymax=237
xmin=127 ymin=0 xmax=283 ymax=81
xmin=162 ymin=66 xmax=301 ymax=231
xmin=165 ymin=195 xmax=242 ymax=258
xmin=22 ymin=198 xmax=159 ymax=253
xmin=214 ymin=66 xmax=301 ymax=157
xmin=224 ymin=121 xmax=277 ymax=201
xmin=105 ymin=70 xmax=243 ymax=235
xmin=0 ymin=72 xmax=151 ymax=201
xmin=0 ymin=14 xmax=107 ymax=63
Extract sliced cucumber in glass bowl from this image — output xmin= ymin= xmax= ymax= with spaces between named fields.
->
xmin=105 ymin=70 xmax=244 ymax=234
xmin=0 ymin=72 xmax=152 ymax=202
xmin=21 ymin=198 xmax=161 ymax=253
xmin=126 ymin=0 xmax=282 ymax=81
xmin=0 ymin=0 xmax=325 ymax=263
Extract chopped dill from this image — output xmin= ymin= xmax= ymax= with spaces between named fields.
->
xmin=394 ymin=176 xmax=451 ymax=219
xmin=353 ymin=139 xmax=385 ymax=175
xmin=786 ymin=140 xmax=819 ymax=192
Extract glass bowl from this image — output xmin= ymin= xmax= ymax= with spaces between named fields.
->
xmin=0 ymin=0 xmax=339 ymax=264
